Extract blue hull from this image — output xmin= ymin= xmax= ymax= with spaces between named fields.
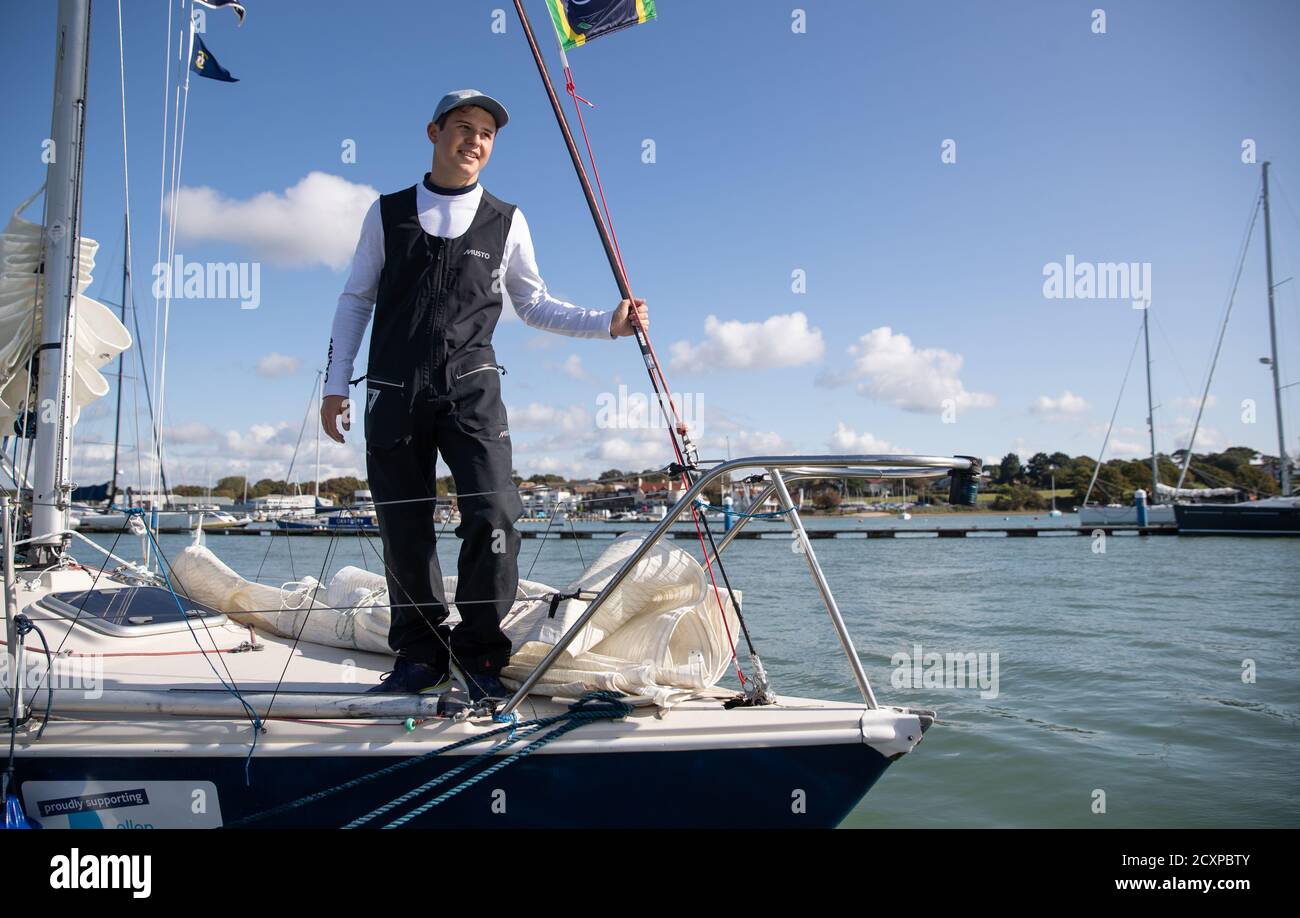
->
xmin=17 ymin=743 xmax=894 ymax=828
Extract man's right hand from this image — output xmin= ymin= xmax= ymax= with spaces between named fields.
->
xmin=322 ymin=394 xmax=351 ymax=443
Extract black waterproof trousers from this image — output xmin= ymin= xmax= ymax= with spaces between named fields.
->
xmin=365 ymin=370 xmax=521 ymax=676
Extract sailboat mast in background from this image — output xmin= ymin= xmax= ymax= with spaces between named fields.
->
xmin=1261 ymin=162 xmax=1291 ymax=496
xmin=1142 ymin=305 xmax=1159 ymax=500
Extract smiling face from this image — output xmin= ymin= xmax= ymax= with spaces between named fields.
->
xmin=427 ymin=105 xmax=497 ymax=187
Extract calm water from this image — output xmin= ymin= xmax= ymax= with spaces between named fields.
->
xmin=74 ymin=514 xmax=1299 ymax=827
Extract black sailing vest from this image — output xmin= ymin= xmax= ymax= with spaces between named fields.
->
xmin=364 ymin=182 xmax=516 ymax=448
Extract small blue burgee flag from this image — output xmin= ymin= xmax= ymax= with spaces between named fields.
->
xmin=190 ymin=33 xmax=239 ymax=83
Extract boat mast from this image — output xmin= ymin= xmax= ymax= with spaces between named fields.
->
xmin=1142 ymin=305 xmax=1159 ymax=501
xmin=30 ymin=0 xmax=92 ymax=564
xmin=1262 ymin=162 xmax=1290 ymax=496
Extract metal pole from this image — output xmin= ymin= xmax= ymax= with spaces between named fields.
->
xmin=500 ymin=460 xmax=723 ymax=712
xmin=30 ymin=0 xmax=93 ymax=564
xmin=3 ymin=496 xmax=23 ymax=723
xmin=769 ymin=470 xmax=877 ymax=709
xmin=1262 ymin=162 xmax=1291 ymax=495
xmin=1143 ymin=305 xmax=1160 ymax=500
xmin=705 ymin=466 xmax=944 ymax=567
xmin=510 ymin=0 xmax=688 ymax=466
xmin=499 ymin=455 xmax=969 ymax=713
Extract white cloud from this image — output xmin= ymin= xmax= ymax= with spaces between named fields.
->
xmin=701 ymin=429 xmax=792 ymax=455
xmin=74 ymin=415 xmax=369 ymax=489
xmin=1083 ymin=424 xmax=1149 ymax=459
xmin=525 ymin=334 xmax=560 ymax=351
xmin=585 ymin=436 xmax=670 ymax=470
xmin=1171 ymin=421 xmax=1223 ymax=452
xmin=827 ymin=422 xmax=902 ymax=454
xmin=1029 ymin=390 xmax=1089 ymax=419
xmin=669 ymin=312 xmax=824 ymax=374
xmin=75 ymin=443 xmax=116 ymax=462
xmin=165 ymin=421 xmax=218 ymax=444
xmin=824 ymin=327 xmax=995 ymax=414
xmin=512 ymin=455 xmax=593 ymax=480
xmin=506 ymin=402 xmax=593 ymax=434
xmin=219 ymin=422 xmax=301 ymax=462
xmin=1172 ymin=394 xmax=1216 ymax=411
xmin=170 ymin=172 xmax=377 ymax=270
xmin=1108 ymin=439 xmax=1149 ymax=458
xmin=555 ymin=354 xmax=590 ymax=381
xmin=255 ymin=352 xmax=301 ymax=378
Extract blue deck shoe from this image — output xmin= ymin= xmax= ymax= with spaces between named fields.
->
xmin=367 ymin=659 xmax=452 ymax=694
xmin=456 ymin=667 xmax=512 ymax=705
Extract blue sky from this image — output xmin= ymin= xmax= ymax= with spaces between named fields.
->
xmin=4 ymin=0 xmax=1299 ymax=487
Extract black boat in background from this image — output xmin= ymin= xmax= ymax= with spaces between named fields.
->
xmin=1174 ymin=497 xmax=1300 ymax=536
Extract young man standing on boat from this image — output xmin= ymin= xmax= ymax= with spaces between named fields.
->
xmin=320 ymin=90 xmax=647 ymax=701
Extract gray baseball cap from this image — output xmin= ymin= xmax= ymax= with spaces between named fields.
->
xmin=433 ymin=89 xmax=509 ymax=129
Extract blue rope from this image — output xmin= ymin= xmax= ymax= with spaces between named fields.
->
xmin=380 ymin=717 xmax=593 ymax=828
xmin=345 ymin=721 xmax=551 ymax=829
xmin=224 ymin=712 xmax=530 ymax=827
xmin=493 ymin=709 xmax=519 ymax=742
xmin=364 ymin=693 xmax=630 ymax=829
xmin=225 ymin=691 xmax=630 ymax=828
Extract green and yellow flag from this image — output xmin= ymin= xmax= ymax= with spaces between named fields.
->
xmin=544 ymin=0 xmax=657 ymax=49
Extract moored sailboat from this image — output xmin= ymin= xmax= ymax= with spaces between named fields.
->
xmin=1173 ymin=162 xmax=1297 ymax=536
xmin=1 ymin=0 xmax=992 ymax=829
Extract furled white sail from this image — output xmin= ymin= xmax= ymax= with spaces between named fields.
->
xmin=0 ymin=195 xmax=131 ymax=434
xmin=171 ymin=532 xmax=741 ymax=707
xmin=1155 ymin=483 xmax=1239 ymax=499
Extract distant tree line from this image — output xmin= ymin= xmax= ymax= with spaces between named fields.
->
xmin=162 ymin=448 xmax=1282 ymax=510
xmin=990 ymin=446 xmax=1281 ymax=510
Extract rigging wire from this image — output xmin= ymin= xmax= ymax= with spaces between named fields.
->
xmin=1082 ymin=320 xmax=1145 ymax=506
xmin=149 ymin=0 xmax=177 ymax=501
xmin=1176 ymin=180 xmax=1264 ymax=489
xmin=154 ymin=23 xmax=193 ymax=505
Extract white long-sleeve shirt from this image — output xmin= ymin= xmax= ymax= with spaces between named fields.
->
xmin=324 ymin=178 xmax=614 ymax=396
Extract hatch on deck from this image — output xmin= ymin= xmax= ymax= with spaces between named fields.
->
xmin=40 ymin=587 xmax=227 ymax=637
